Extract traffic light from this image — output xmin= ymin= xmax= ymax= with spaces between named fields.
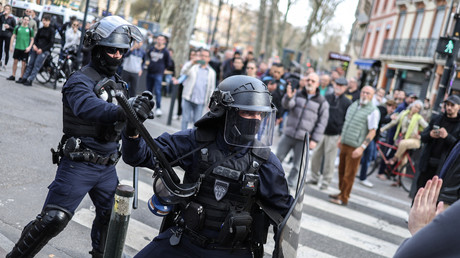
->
xmin=436 ymin=37 xmax=458 ymax=56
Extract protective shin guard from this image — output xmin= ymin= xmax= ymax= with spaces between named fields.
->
xmin=7 ymin=205 xmax=72 ymax=258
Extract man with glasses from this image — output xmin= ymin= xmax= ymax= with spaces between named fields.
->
xmin=7 ymin=16 xmax=149 ymax=258
xmin=344 ymin=77 xmax=360 ymax=102
xmin=24 ymin=9 xmax=37 ymax=36
xmin=180 ymin=48 xmax=216 ymax=130
xmin=309 ymin=77 xmax=352 ymax=190
xmin=17 ymin=14 xmax=54 ymax=86
xmin=329 ymin=86 xmax=379 ymax=205
xmin=245 ymin=60 xmax=257 ymax=77
xmin=276 ymin=73 xmax=329 ymax=186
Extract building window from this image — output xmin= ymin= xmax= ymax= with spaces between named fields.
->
xmin=395 ymin=11 xmax=406 ymax=39
xmin=431 ymin=6 xmax=446 ymax=38
xmin=411 ymin=9 xmax=424 ymax=39
xmin=374 ymin=0 xmax=380 ymax=14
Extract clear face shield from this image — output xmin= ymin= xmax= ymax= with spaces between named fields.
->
xmin=223 ymin=108 xmax=276 ymax=148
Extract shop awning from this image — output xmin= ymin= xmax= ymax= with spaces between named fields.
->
xmin=354 ymin=59 xmax=380 ymax=70
xmin=387 ymin=62 xmax=427 ymax=71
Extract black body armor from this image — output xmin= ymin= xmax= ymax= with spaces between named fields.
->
xmin=62 ymin=66 xmax=128 ymax=142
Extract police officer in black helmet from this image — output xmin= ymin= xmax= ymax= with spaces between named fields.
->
xmin=122 ymin=75 xmax=294 ymax=257
xmin=7 ymin=16 xmax=154 ymax=258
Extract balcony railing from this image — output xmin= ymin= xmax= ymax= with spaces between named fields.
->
xmin=381 ymin=38 xmax=438 ymax=58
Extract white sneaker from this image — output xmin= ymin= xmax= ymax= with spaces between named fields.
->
xmin=155 ymin=108 xmax=163 ymax=117
xmin=359 ymin=179 xmax=374 ymax=188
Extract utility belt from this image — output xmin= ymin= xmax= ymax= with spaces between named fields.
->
xmin=51 ymin=136 xmax=121 ymax=166
xmin=182 ymin=227 xmax=251 ymax=251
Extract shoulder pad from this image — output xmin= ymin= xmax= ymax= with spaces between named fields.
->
xmin=195 ymin=127 xmax=217 ymax=143
xmin=251 ymin=146 xmax=270 ymax=161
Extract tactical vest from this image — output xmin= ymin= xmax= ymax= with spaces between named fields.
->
xmin=341 ymin=101 xmax=376 ymax=148
xmin=62 ymin=66 xmax=128 ymax=142
xmin=183 ymin=128 xmax=270 ymax=245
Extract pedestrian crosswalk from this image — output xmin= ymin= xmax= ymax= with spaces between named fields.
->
xmin=71 ymin=176 xmax=412 ymax=258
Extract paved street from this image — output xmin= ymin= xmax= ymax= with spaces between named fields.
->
xmin=0 ymin=69 xmax=413 ymax=257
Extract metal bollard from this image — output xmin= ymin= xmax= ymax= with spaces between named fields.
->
xmin=103 ymin=185 xmax=134 ymax=258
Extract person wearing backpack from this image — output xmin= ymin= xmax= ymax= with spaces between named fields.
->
xmin=6 ymin=15 xmax=34 ymax=81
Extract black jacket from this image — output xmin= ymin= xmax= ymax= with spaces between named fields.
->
xmin=323 ymin=93 xmax=352 ymax=135
xmin=0 ymin=14 xmax=16 ymax=38
xmin=418 ymin=113 xmax=460 ymax=176
xmin=438 ymin=141 xmax=460 ymax=204
xmin=35 ymin=26 xmax=55 ymax=52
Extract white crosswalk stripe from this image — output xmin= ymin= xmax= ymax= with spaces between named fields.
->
xmin=69 ymin=178 xmax=410 ymax=257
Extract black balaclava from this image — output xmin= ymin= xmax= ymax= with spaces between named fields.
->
xmin=92 ymin=46 xmax=123 ymax=76
xmin=229 ymin=114 xmax=262 ymax=145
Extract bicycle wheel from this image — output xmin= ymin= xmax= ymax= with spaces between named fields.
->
xmin=367 ymin=155 xmax=381 ymax=177
xmin=36 ymin=65 xmax=52 ymax=84
xmin=399 ymin=162 xmax=416 ymax=192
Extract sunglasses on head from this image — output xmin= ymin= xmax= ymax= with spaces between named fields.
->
xmin=106 ymin=47 xmax=127 ymax=55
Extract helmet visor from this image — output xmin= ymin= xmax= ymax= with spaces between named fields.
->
xmin=223 ymin=109 xmax=276 ymax=148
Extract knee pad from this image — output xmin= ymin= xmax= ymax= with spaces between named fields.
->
xmin=7 ymin=205 xmax=72 ymax=258
xmin=41 ymin=204 xmax=73 ymax=235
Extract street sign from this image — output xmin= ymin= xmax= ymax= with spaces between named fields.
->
xmin=436 ymin=37 xmax=459 ymax=56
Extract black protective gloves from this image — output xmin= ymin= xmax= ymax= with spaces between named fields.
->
xmin=125 ymin=91 xmax=155 ymax=137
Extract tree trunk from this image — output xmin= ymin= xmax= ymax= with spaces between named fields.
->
xmin=169 ymin=0 xmax=199 ymax=76
xmin=264 ymin=0 xmax=279 ymax=62
xmin=225 ymin=3 xmax=234 ymax=49
xmin=159 ymin=0 xmax=179 ymax=32
xmin=276 ymin=0 xmax=294 ymax=57
xmin=206 ymin=0 xmax=214 ymax=45
xmin=254 ymin=0 xmax=266 ymax=61
xmin=211 ymin=0 xmax=223 ymax=46
xmin=114 ymin=0 xmax=124 ymax=16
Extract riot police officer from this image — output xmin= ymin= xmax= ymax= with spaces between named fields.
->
xmin=7 ymin=16 xmax=150 ymax=258
xmin=122 ymin=75 xmax=294 ymax=257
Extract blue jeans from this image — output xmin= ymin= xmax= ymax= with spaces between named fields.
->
xmin=23 ymin=50 xmax=49 ymax=82
xmin=147 ymin=73 xmax=163 ymax=109
xmin=359 ymin=140 xmax=376 ymax=180
xmin=164 ymin=74 xmax=172 ymax=95
xmin=181 ymin=99 xmax=204 ymax=130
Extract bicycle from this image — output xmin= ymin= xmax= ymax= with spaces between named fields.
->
xmin=368 ymin=140 xmax=418 ymax=192
xmin=36 ymin=45 xmax=79 ymax=89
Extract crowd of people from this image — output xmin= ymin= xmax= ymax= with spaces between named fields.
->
xmin=4 ymin=11 xmax=460 ymax=258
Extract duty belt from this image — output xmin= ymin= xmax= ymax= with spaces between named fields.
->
xmin=64 ymin=148 xmax=121 ymax=166
xmin=182 ymin=227 xmax=250 ymax=251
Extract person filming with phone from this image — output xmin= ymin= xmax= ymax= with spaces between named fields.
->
xmin=179 ymin=48 xmax=216 ymax=131
xmin=414 ymin=95 xmax=460 ymax=196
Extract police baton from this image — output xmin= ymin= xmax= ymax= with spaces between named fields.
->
xmin=115 ymin=92 xmax=181 ymax=183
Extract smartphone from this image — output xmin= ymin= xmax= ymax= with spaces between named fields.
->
xmin=197 ymin=60 xmax=205 ymax=65
xmin=433 ymin=125 xmax=440 ymax=134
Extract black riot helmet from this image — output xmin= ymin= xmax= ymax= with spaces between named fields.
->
xmin=84 ymin=16 xmax=143 ymax=76
xmin=196 ymin=75 xmax=277 ymax=148
xmin=84 ymin=16 xmax=143 ymax=50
